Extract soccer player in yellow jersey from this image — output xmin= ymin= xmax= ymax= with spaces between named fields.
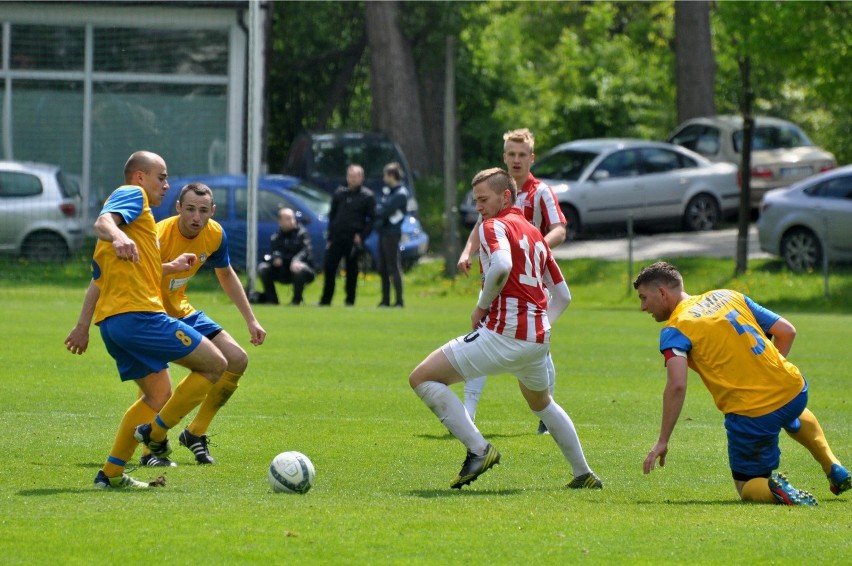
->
xmin=68 ymin=151 xmax=227 ymax=489
xmin=633 ymin=261 xmax=850 ymax=506
xmin=67 ymin=181 xmax=266 ymax=467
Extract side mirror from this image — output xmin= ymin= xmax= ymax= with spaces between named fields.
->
xmin=591 ymin=170 xmax=610 ymax=182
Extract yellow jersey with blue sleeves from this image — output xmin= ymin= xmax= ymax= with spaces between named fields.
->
xmin=92 ymin=185 xmax=164 ymax=324
xmin=660 ymin=290 xmax=804 ymax=417
xmin=157 ymin=215 xmax=231 ymax=318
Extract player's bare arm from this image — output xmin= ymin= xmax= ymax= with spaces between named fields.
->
xmin=65 ymin=280 xmax=100 ymax=355
xmin=767 ymin=317 xmax=796 ymax=357
xmin=543 ymin=222 xmax=567 ymax=249
xmin=94 ymin=212 xmax=139 ymax=263
xmin=215 ymin=266 xmax=266 ymax=346
xmin=162 ymin=253 xmax=197 ymax=275
xmin=644 ymin=355 xmax=688 ymax=474
xmin=457 ymin=219 xmax=482 ymax=276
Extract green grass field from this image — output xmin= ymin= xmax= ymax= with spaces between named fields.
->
xmin=0 ymin=257 xmax=849 ymax=564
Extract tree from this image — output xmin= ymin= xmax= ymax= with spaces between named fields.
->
xmin=674 ymin=0 xmax=715 ymax=122
xmin=365 ymin=1 xmax=429 ymax=176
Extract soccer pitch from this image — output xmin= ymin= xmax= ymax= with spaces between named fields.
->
xmin=0 ymin=266 xmax=849 ymax=564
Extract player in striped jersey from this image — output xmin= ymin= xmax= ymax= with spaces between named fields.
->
xmin=634 ymin=261 xmax=850 ymax=505
xmin=457 ymin=128 xmax=567 ymax=434
xmin=410 ymin=168 xmax=601 ymax=490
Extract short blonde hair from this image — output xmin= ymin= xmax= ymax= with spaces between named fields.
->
xmin=503 ymin=128 xmax=535 ymax=153
xmin=471 ymin=167 xmax=517 ymax=202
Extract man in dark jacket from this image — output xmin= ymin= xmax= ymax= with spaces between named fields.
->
xmin=376 ymin=162 xmax=409 ymax=307
xmin=256 ymin=207 xmax=315 ymax=305
xmin=319 ymin=164 xmax=375 ymax=306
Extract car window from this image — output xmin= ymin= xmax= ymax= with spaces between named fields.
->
xmin=287 ymin=182 xmax=331 ymax=217
xmin=312 ymin=138 xmax=401 ymax=181
xmin=0 ymin=171 xmax=43 ymax=197
xmin=210 ymin=186 xmax=229 ymax=220
xmin=670 ymin=125 xmax=720 ymax=156
xmin=638 ymin=148 xmax=694 ymax=174
xmin=595 ymin=150 xmax=639 ymax=179
xmin=804 ymin=175 xmax=852 ymax=200
xmin=532 ymin=149 xmax=597 ymax=181
xmin=58 ymin=171 xmax=81 ymax=199
xmin=733 ymin=124 xmax=814 ymax=152
xmin=234 ymin=186 xmax=295 ymax=222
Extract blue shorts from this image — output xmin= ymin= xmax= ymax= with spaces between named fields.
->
xmin=99 ymin=312 xmax=203 ymax=382
xmin=724 ymin=380 xmax=808 ymax=480
xmin=180 ymin=310 xmax=223 ymax=340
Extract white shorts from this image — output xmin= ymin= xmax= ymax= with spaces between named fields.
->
xmin=441 ymin=327 xmax=550 ymax=391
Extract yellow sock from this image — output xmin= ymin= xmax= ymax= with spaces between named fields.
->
xmin=103 ymin=398 xmax=157 ymax=478
xmin=740 ymin=477 xmax=776 ymax=503
xmin=187 ymin=371 xmax=241 ymax=436
xmin=786 ymin=408 xmax=839 ymax=475
xmin=150 ymin=372 xmax=215 ymax=441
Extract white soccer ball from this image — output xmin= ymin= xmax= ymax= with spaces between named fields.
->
xmin=268 ymin=451 xmax=315 ymax=494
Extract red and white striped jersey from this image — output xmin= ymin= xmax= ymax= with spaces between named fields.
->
xmin=516 ymin=174 xmax=566 ymax=236
xmin=478 ymin=206 xmax=565 ymax=343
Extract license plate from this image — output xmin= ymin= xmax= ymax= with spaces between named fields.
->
xmin=780 ymin=165 xmax=812 ymax=178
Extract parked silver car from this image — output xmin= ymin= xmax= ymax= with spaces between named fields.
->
xmin=668 ymin=115 xmax=836 ymax=208
xmin=531 ymin=139 xmax=740 ymax=239
xmin=0 ymin=161 xmax=84 ymax=262
xmin=757 ymin=164 xmax=852 ymax=272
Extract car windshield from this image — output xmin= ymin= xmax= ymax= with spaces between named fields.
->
xmin=288 ymin=181 xmax=331 ymax=217
xmin=732 ymin=124 xmax=814 ymax=153
xmin=312 ymin=138 xmax=401 ymax=180
xmin=532 ymin=149 xmax=599 ymax=181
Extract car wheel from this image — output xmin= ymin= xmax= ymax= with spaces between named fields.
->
xmin=560 ymin=205 xmax=580 ymax=241
xmin=21 ymin=231 xmax=70 ymax=262
xmin=683 ymin=194 xmax=720 ymax=231
xmin=780 ymin=228 xmax=821 ymax=272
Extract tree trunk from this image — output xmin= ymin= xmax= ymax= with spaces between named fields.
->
xmin=674 ymin=1 xmax=716 ymax=122
xmin=365 ymin=1 xmax=429 ymax=177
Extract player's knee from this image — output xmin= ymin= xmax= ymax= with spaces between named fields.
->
xmin=227 ymin=347 xmax=249 ymax=374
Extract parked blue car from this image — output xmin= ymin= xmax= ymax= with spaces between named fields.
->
xmin=151 ymin=174 xmax=429 ymax=271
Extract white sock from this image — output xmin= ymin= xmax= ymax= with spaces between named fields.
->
xmin=534 ymin=400 xmax=591 ymax=477
xmin=414 ymin=381 xmax=488 ymax=454
xmin=463 ymin=376 xmax=487 ymax=421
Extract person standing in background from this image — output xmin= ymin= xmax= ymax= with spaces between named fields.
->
xmin=318 ymin=164 xmax=375 ymax=307
xmin=375 ymin=162 xmax=409 ymax=308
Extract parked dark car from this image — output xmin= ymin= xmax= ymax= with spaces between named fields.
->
xmin=0 ymin=160 xmax=84 ymax=262
xmin=151 ymin=174 xmax=428 ymax=271
xmin=284 ymin=131 xmax=418 ymax=212
xmin=757 ymin=164 xmax=852 ymax=271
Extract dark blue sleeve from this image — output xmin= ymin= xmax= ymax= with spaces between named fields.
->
xmin=101 ymin=186 xmax=144 ymax=224
xmin=660 ymin=326 xmax=692 ymax=354
xmin=744 ymin=295 xmax=781 ymax=334
xmin=209 ymin=229 xmax=231 ymax=268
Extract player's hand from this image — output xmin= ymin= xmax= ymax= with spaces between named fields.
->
xmin=457 ymin=252 xmax=471 ymax=276
xmin=173 ymin=253 xmax=197 ymax=272
xmin=248 ymin=321 xmax=266 ymax=346
xmin=64 ymin=325 xmax=90 ymax=355
xmin=112 ymin=234 xmax=139 ymax=263
xmin=471 ymin=306 xmax=488 ymax=330
xmin=643 ymin=440 xmax=668 ymax=474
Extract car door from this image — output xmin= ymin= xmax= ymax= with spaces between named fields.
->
xmin=816 ymin=174 xmax=852 ymax=256
xmin=635 ymin=147 xmax=692 ymax=221
xmin=582 ymin=149 xmax=645 ymax=224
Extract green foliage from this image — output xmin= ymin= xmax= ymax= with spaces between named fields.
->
xmin=712 ymin=1 xmax=852 ymax=163
xmin=0 ymin=261 xmax=849 ymax=563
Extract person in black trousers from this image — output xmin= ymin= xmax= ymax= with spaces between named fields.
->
xmin=319 ymin=164 xmax=375 ymax=306
xmin=256 ymin=207 xmax=316 ymax=305
xmin=376 ymin=162 xmax=409 ymax=307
